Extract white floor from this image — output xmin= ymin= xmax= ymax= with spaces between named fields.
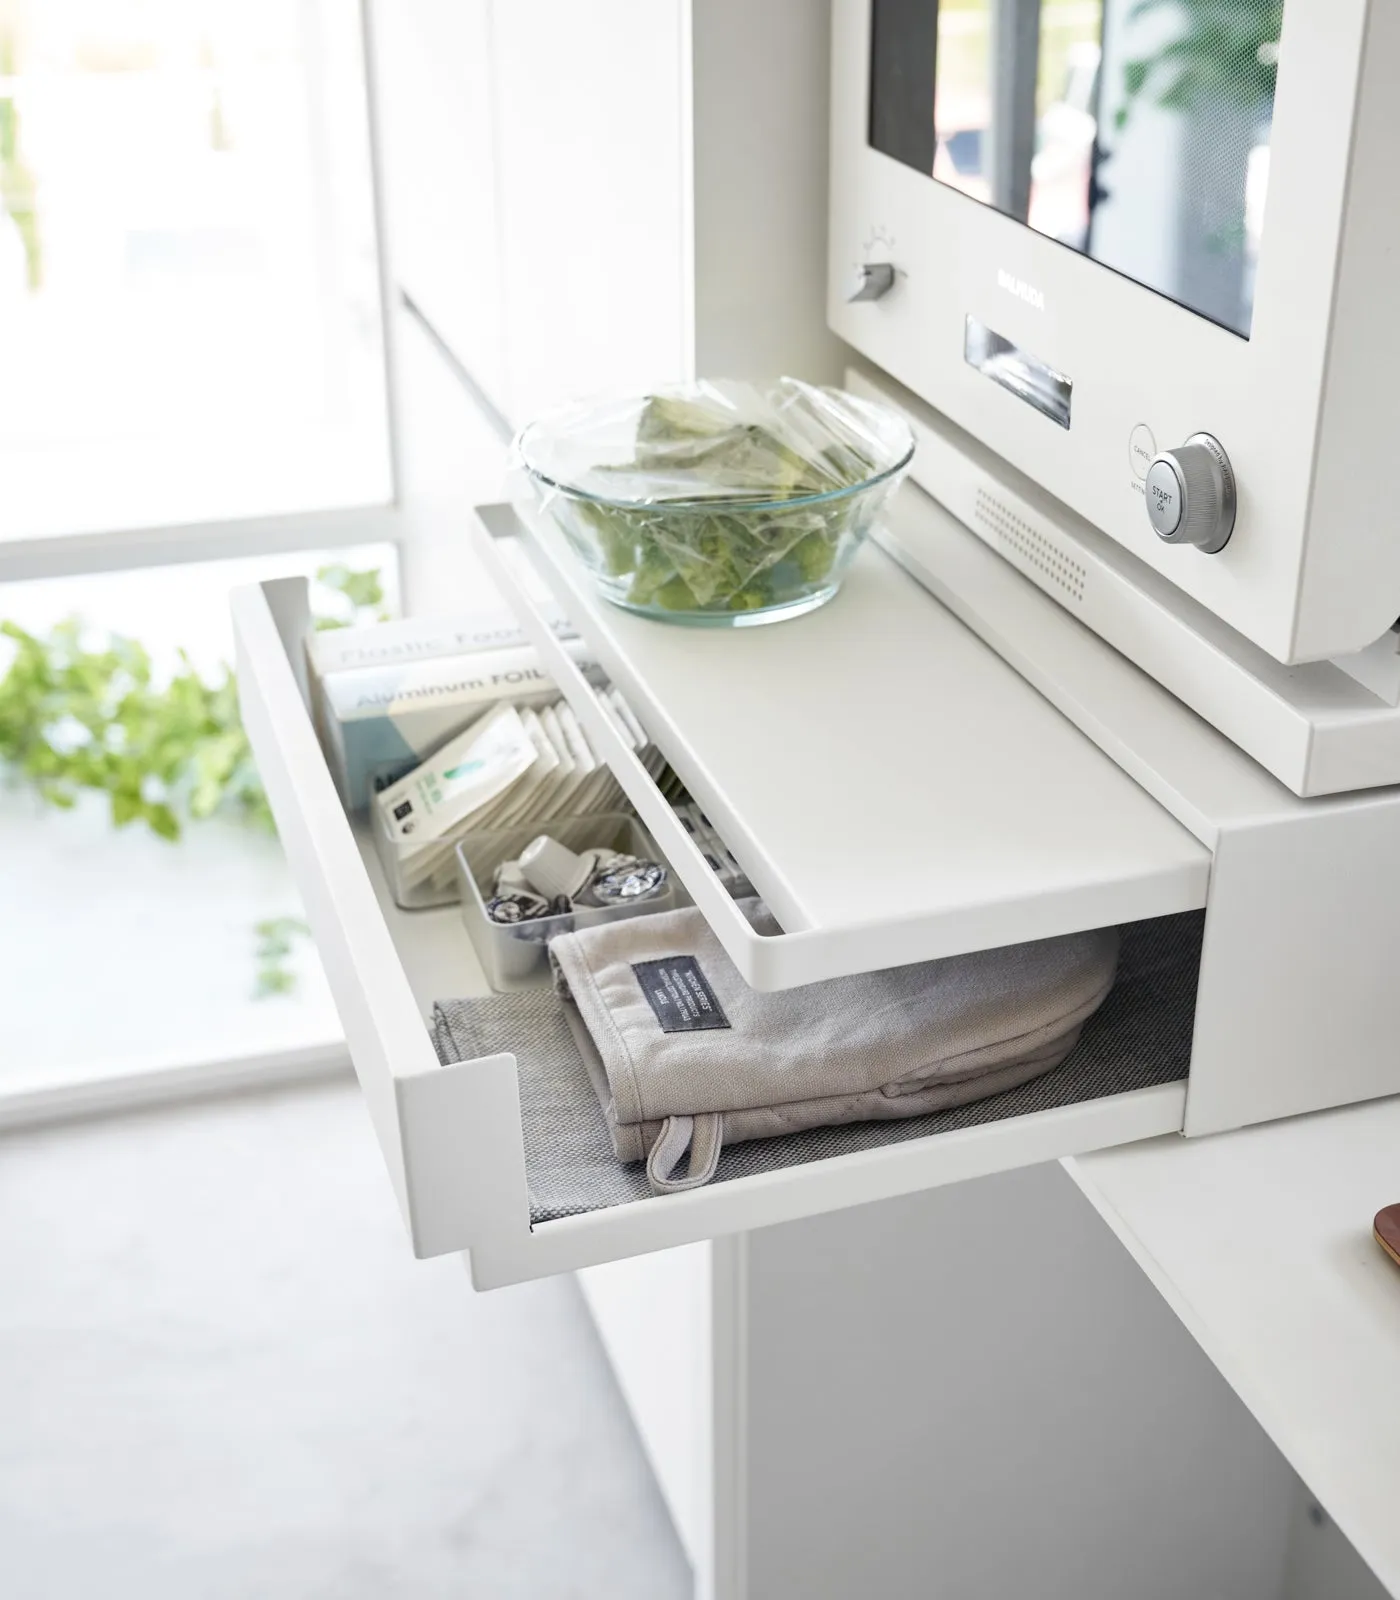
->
xmin=0 ymin=1081 xmax=692 ymax=1600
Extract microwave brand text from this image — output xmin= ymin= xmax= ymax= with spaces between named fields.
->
xmin=997 ymin=270 xmax=1045 ymax=310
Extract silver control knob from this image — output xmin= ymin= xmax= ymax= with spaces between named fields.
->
xmin=1144 ymin=433 xmax=1236 ymax=554
xmin=846 ymin=261 xmax=895 ymax=302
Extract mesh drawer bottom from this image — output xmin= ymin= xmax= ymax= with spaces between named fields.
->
xmin=432 ymin=912 xmax=1204 ymax=1225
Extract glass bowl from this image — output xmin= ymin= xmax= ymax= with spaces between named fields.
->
xmin=514 ymin=379 xmax=915 ymax=627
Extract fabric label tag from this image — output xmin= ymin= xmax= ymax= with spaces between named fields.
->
xmin=632 ymin=956 xmax=731 ymax=1033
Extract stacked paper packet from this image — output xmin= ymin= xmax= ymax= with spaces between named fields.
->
xmin=375 ymin=686 xmax=670 ymax=894
xmin=306 ymin=603 xmax=587 ymax=810
xmin=307 ymin=605 xmax=574 ymax=677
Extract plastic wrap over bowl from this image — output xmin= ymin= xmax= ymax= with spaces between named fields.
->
xmin=513 ymin=379 xmax=915 ymax=626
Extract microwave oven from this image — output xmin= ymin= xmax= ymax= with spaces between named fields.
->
xmin=828 ymin=0 xmax=1399 ymax=675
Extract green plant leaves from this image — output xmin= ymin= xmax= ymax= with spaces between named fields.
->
xmin=0 ymin=566 xmax=384 ymax=841
xmin=314 ymin=562 xmax=389 ymax=630
xmin=0 ymin=565 xmax=385 ymax=994
xmin=253 ymin=916 xmax=311 ymax=998
xmin=0 ymin=615 xmax=270 ymax=842
xmin=1114 ymin=0 xmax=1282 ymax=132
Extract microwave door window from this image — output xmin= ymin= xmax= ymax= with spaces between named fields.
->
xmin=866 ymin=0 xmax=1282 ymax=338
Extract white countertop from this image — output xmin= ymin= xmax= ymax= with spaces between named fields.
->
xmin=1067 ymin=1097 xmax=1400 ymax=1597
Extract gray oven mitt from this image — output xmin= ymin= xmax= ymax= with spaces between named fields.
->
xmin=549 ymin=906 xmax=1119 ymax=1195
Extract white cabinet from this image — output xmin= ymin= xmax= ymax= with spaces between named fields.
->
xmin=1069 ymin=1097 xmax=1400 ymax=1599
xmin=373 ymin=0 xmax=507 ymax=405
xmin=371 ymin=0 xmax=844 ymax=426
xmin=576 ymin=1246 xmax=715 ymax=1570
xmin=737 ymin=1167 xmax=1302 ymax=1600
xmin=490 ymin=0 xmax=690 ymax=422
xmin=235 ymin=457 xmax=1400 ymax=1286
xmin=320 ymin=16 xmax=1400 ymax=1598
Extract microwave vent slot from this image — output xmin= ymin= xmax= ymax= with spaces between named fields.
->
xmin=975 ymin=489 xmax=1086 ymax=604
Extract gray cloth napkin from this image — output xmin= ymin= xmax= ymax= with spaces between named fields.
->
xmin=548 ymin=907 xmax=1119 ymax=1193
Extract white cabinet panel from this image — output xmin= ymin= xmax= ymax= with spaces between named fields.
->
xmin=743 ymin=1167 xmax=1298 ymax=1600
xmin=373 ymin=0 xmax=507 ymax=406
xmin=1069 ymin=1099 xmax=1400 ymax=1599
xmin=491 ymin=0 xmax=690 ymax=421
xmin=372 ymin=0 xmax=841 ymax=427
xmin=578 ymin=1245 xmax=712 ymax=1569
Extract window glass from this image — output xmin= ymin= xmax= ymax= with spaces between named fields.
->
xmin=869 ymin=0 xmax=1283 ymax=336
xmin=0 ymin=0 xmax=390 ymax=540
xmin=0 ymin=546 xmax=396 ymax=1087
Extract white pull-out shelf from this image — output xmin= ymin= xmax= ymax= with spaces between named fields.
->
xmin=473 ymin=502 xmax=1210 ymax=990
xmin=233 ymin=542 xmax=1210 ymax=1286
